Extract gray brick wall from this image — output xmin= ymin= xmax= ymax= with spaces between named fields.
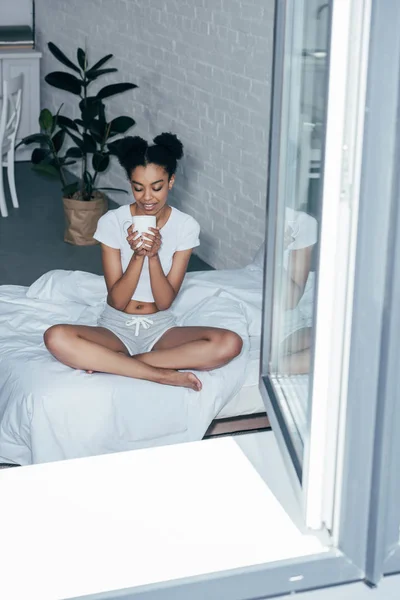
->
xmin=35 ymin=0 xmax=274 ymax=268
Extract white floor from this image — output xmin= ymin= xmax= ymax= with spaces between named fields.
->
xmin=0 ymin=432 xmax=328 ymax=600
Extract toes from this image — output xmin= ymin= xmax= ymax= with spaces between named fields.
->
xmin=188 ymin=373 xmax=202 ymax=392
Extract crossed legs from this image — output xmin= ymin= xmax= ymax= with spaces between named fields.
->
xmin=136 ymin=326 xmax=243 ymax=370
xmin=43 ymin=324 xmax=243 ymax=391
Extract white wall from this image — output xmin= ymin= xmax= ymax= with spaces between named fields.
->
xmin=34 ymin=0 xmax=274 ymax=268
xmin=0 ymin=0 xmax=33 ymax=26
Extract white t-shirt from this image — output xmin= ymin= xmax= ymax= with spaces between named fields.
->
xmin=249 ymin=208 xmax=318 ymax=272
xmin=93 ymin=204 xmax=200 ymax=302
xmin=283 ymin=207 xmax=318 ymax=270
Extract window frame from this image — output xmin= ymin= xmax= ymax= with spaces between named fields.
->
xmin=332 ymin=0 xmax=400 ymax=585
xmin=260 ymin=0 xmax=372 ymax=532
xmin=262 ymin=0 xmax=400 ymax=593
xmin=70 ymin=0 xmax=400 ymax=597
xmin=260 ymin=0 xmax=305 ymax=501
xmin=363 ymin=13 xmax=400 ymax=578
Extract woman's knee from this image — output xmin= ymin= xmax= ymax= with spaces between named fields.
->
xmin=43 ymin=324 xmax=72 ymax=353
xmin=215 ymin=330 xmax=243 ymax=362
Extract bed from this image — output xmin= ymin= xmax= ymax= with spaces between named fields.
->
xmin=0 ymin=265 xmax=265 ymax=465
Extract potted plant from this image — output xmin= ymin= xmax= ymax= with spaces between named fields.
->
xmin=18 ymin=42 xmax=137 ymax=245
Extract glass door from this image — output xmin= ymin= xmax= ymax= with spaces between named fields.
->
xmin=261 ymin=0 xmax=371 ymax=530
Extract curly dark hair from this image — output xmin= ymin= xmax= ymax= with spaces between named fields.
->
xmin=115 ymin=132 xmax=184 ymax=180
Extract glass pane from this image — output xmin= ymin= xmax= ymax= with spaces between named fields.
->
xmin=267 ymin=1 xmax=330 ymax=462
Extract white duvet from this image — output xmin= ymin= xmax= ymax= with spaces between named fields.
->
xmin=0 ymin=267 xmax=263 ymax=465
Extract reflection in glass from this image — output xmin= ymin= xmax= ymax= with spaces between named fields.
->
xmin=268 ymin=1 xmax=330 ymax=449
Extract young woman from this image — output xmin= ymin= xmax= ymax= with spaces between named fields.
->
xmin=44 ymin=133 xmax=243 ymax=391
xmin=279 ymin=207 xmax=317 ymax=375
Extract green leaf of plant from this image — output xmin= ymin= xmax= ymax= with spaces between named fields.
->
xmin=39 ymin=108 xmax=53 ymax=132
xmin=89 ymin=129 xmax=104 ymax=144
xmin=79 ymin=97 xmax=101 ymax=124
xmin=98 ymin=103 xmax=106 ymax=127
xmin=31 ymin=148 xmax=51 ymax=164
xmin=57 ymin=156 xmax=75 ymax=166
xmin=16 ymin=133 xmax=51 ymax=147
xmin=52 ymin=104 xmax=64 ymax=133
xmin=96 ymin=82 xmax=138 ymax=100
xmin=57 ymin=115 xmax=80 ymax=131
xmin=106 ymin=140 xmax=122 ymax=155
xmin=48 ymin=42 xmax=81 ymax=73
xmin=65 ymin=129 xmax=84 ymax=149
xmin=66 ymin=146 xmax=83 ymax=158
xmin=92 ymin=153 xmax=110 ymax=173
xmin=82 ymin=133 xmax=97 ymax=154
xmin=32 ymin=163 xmax=60 ymax=178
xmin=89 ymin=118 xmax=107 ymax=140
xmin=86 ymin=54 xmax=113 ymax=74
xmin=83 ymin=170 xmax=94 ymax=197
xmin=96 ymin=187 xmax=128 ymax=194
xmin=86 ymin=68 xmax=118 ymax=81
xmin=62 ymin=182 xmax=79 ymax=197
xmin=74 ymin=119 xmax=85 ymax=127
xmin=81 ymin=108 xmax=98 ymax=127
xmin=79 ymin=96 xmax=100 ymax=110
xmin=84 ymin=170 xmax=93 ymax=185
xmin=77 ymin=48 xmax=86 ymax=70
xmin=45 ymin=71 xmax=82 ymax=95
xmin=109 ymin=116 xmax=135 ymax=134
xmin=52 ymin=129 xmax=66 ymax=152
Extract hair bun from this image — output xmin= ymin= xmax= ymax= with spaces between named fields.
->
xmin=153 ymin=132 xmax=184 ymax=160
xmin=116 ymin=136 xmax=148 ymax=161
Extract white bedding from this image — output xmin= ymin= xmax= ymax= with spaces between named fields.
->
xmin=0 ymin=267 xmax=264 ymax=465
xmin=217 ymin=337 xmax=264 ymax=419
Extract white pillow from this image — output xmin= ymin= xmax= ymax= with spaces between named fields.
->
xmin=173 ymin=269 xmax=263 ymax=337
xmin=178 ymin=294 xmax=249 ymax=343
xmin=215 ymin=289 xmax=262 ymax=338
xmin=26 ymin=270 xmax=107 ymax=306
xmin=247 ymin=244 xmax=265 ymax=271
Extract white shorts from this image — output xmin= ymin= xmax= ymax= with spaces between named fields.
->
xmin=97 ymin=303 xmax=176 ymax=355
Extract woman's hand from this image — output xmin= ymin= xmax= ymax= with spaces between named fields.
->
xmin=142 ymin=227 xmax=162 ymax=258
xmin=126 ymin=226 xmax=147 ymax=256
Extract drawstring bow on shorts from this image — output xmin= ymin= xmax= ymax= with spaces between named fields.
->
xmin=125 ymin=316 xmax=154 ymax=336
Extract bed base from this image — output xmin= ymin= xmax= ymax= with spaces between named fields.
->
xmin=203 ymin=412 xmax=271 ymax=439
xmin=0 ymin=414 xmax=271 ymax=468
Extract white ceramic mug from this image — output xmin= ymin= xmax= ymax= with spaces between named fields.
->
xmin=132 ymin=215 xmax=156 ymax=248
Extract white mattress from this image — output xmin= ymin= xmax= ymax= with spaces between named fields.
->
xmin=216 ymin=337 xmax=264 ymax=419
xmin=0 ymin=267 xmax=264 ymax=465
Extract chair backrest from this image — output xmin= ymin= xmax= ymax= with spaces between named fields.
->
xmin=0 ymin=74 xmax=23 ymax=150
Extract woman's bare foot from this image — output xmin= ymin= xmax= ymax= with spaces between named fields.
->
xmin=161 ymin=369 xmax=202 ymax=391
xmin=85 ymin=367 xmax=201 ymax=390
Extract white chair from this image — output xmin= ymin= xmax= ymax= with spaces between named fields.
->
xmin=0 ymin=74 xmax=23 ymax=217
